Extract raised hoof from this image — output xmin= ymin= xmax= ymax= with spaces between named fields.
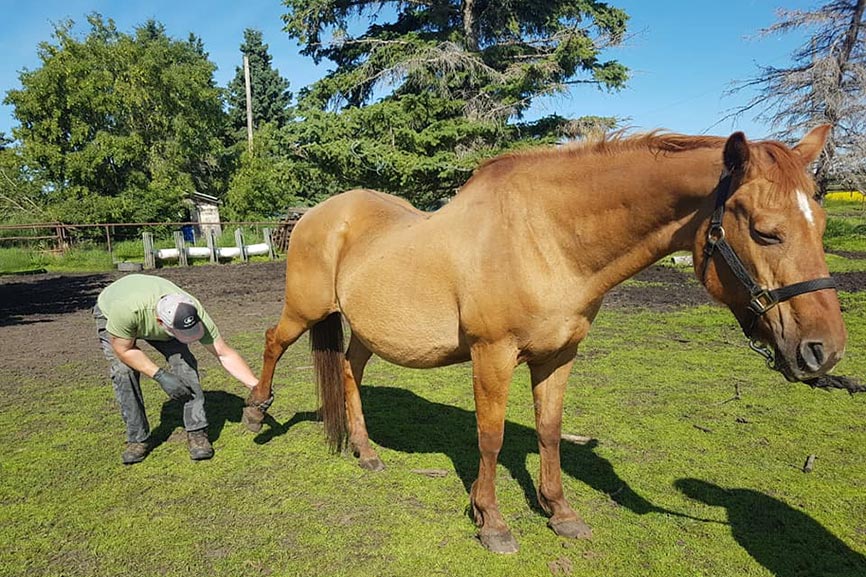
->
xmin=479 ymin=530 xmax=519 ymax=554
xmin=358 ymin=456 xmax=385 ymax=472
xmin=548 ymin=518 xmax=592 ymax=539
xmin=242 ymin=406 xmax=265 ymax=433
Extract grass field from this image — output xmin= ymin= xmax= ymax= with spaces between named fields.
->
xmin=1 ymin=197 xmax=864 ymax=576
xmin=1 ymin=273 xmax=864 ymax=576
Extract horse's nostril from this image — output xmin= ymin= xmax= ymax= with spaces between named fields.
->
xmin=798 ymin=341 xmax=826 ymax=373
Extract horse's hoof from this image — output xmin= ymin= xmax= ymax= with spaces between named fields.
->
xmin=548 ymin=518 xmax=592 ymax=539
xmin=358 ymin=456 xmax=385 ymax=472
xmin=479 ymin=530 xmax=519 ymax=554
xmin=242 ymin=406 xmax=265 ymax=433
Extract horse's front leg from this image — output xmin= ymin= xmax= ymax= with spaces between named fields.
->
xmin=344 ymin=335 xmax=383 ymax=471
xmin=529 ymin=347 xmax=591 ymax=539
xmin=243 ymin=314 xmax=306 ymax=432
xmin=469 ymin=341 xmax=519 ymax=554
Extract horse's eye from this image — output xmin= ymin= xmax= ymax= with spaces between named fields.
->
xmin=752 ymin=229 xmax=783 ymax=245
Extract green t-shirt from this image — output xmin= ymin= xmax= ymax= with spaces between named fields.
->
xmin=97 ymin=274 xmax=219 ymax=344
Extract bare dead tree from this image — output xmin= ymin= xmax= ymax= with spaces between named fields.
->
xmin=728 ymin=1 xmax=866 ymax=197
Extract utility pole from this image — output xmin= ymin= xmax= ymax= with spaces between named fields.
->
xmin=244 ymin=55 xmax=254 ymax=152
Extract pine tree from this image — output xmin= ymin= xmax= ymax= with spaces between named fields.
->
xmin=226 ymin=29 xmax=293 ymax=138
xmin=264 ymin=1 xmax=628 ymax=208
xmin=285 ymin=0 xmax=628 ymax=120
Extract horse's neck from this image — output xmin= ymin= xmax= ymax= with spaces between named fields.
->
xmin=530 ymin=146 xmax=723 ymax=290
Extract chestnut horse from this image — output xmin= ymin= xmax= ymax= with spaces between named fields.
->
xmin=245 ymin=126 xmax=846 ymax=553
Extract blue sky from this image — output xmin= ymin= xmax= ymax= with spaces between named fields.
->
xmin=0 ymin=0 xmax=815 ymax=140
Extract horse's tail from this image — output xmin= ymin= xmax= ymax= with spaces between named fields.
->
xmin=310 ymin=312 xmax=347 ymax=452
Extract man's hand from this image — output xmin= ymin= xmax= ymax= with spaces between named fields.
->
xmin=153 ymin=368 xmax=193 ymax=400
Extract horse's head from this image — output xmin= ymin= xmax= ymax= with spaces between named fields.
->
xmin=694 ymin=125 xmax=846 ymax=382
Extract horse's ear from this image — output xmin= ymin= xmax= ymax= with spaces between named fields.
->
xmin=723 ymin=131 xmax=750 ymax=173
xmin=792 ymin=124 xmax=831 ymax=165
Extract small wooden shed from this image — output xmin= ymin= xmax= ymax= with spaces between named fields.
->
xmin=185 ymin=192 xmax=222 ymax=238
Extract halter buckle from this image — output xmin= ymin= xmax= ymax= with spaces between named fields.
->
xmin=748 ymin=289 xmax=778 ymax=315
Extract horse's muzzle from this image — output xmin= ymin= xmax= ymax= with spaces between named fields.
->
xmin=774 ymin=339 xmax=844 ymax=383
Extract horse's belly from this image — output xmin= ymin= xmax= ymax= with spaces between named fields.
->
xmin=339 ymin=280 xmax=467 ymax=368
xmin=346 ymin=310 xmax=468 ymax=368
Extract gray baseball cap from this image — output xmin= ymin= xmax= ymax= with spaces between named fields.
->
xmin=156 ymin=293 xmax=205 ymax=343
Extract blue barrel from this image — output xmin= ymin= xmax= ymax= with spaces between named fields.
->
xmin=181 ymin=224 xmax=195 ymax=243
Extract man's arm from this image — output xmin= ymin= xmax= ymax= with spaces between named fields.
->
xmin=112 ymin=336 xmax=193 ymax=398
xmin=203 ymin=336 xmax=258 ymax=390
xmin=111 ymin=336 xmax=161 ymax=377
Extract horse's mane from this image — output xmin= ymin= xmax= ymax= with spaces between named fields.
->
xmin=471 ymin=130 xmax=813 ymax=195
xmin=474 ymin=130 xmax=726 ymax=172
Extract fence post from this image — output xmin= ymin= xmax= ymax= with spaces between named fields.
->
xmin=173 ymin=231 xmax=188 ymax=267
xmin=206 ymin=228 xmax=218 ymax=263
xmin=234 ymin=228 xmax=248 ymax=262
xmin=56 ymin=224 xmax=69 ymax=252
xmin=143 ymin=232 xmax=155 ymax=269
xmin=262 ymin=228 xmax=276 ymax=260
xmin=104 ymin=225 xmax=113 ymax=260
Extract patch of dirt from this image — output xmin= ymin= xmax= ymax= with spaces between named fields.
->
xmin=828 ymin=250 xmax=866 ymax=260
xmin=832 ymin=271 xmax=866 ymax=293
xmin=605 ymin=265 xmax=713 ymax=310
xmin=0 ymin=261 xmax=863 ymax=385
xmin=0 ymin=261 xmax=287 ymax=384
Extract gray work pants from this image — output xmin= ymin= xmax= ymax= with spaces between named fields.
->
xmin=93 ymin=305 xmax=207 ymax=443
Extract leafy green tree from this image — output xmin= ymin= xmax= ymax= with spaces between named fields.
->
xmin=0 ymin=146 xmax=49 ymax=222
xmin=4 ymin=13 xmax=228 ymax=224
xmin=224 ymin=123 xmax=313 ymax=220
xmin=226 ymin=29 xmax=293 ymax=139
xmin=274 ymin=0 xmax=628 ymax=205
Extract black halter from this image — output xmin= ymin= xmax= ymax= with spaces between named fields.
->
xmin=701 ymin=172 xmax=837 ymax=365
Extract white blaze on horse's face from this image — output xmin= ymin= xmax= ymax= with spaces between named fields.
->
xmin=797 ymin=190 xmax=816 ymax=228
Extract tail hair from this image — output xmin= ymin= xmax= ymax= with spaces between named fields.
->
xmin=310 ymin=312 xmax=347 ymax=452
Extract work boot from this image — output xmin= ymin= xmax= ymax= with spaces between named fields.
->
xmin=187 ymin=429 xmax=214 ymax=461
xmin=121 ymin=441 xmax=150 ymax=465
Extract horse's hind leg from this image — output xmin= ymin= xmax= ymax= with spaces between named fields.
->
xmin=529 ymin=347 xmax=591 ymax=539
xmin=243 ymin=308 xmax=308 ymax=432
xmin=344 ymin=335 xmax=383 ymax=471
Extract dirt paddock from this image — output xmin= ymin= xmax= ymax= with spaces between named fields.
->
xmin=1 ymin=260 xmax=863 ymax=388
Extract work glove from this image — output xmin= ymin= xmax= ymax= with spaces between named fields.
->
xmin=153 ymin=368 xmax=194 ymax=400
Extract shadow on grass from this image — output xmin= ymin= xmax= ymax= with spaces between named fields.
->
xmin=676 ymin=478 xmax=866 ymax=577
xmin=254 ymin=385 xmax=661 ymax=515
xmin=252 ymin=410 xmax=319 ymax=445
xmin=150 ymin=391 xmax=248 ymax=449
xmin=351 ymin=385 xmax=663 ymax=517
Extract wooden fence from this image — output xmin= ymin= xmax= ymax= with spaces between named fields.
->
xmin=0 ymin=210 xmax=307 ymax=259
xmin=0 ymin=222 xmax=72 ymax=252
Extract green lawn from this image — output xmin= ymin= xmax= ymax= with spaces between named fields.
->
xmin=1 ymin=197 xmax=863 ymax=575
xmin=1 ymin=293 xmax=864 ymax=576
